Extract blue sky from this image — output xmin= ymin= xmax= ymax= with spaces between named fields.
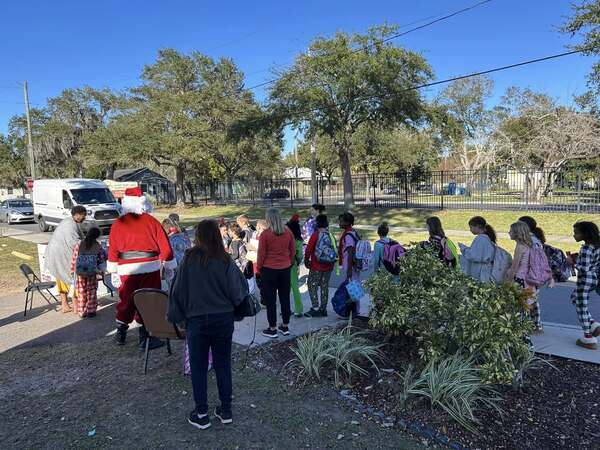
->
xmin=0 ymin=0 xmax=594 ymax=151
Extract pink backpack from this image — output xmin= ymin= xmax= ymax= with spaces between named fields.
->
xmin=526 ymin=243 xmax=553 ymax=287
xmin=379 ymin=239 xmax=405 ymax=275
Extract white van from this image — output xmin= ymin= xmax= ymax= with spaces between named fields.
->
xmin=33 ymin=179 xmax=122 ymax=233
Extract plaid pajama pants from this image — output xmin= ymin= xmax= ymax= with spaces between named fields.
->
xmin=75 ymin=276 xmax=99 ymax=317
xmin=571 ymin=273 xmax=599 ymax=335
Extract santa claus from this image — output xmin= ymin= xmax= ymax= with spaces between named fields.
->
xmin=107 ymin=187 xmax=176 ymax=348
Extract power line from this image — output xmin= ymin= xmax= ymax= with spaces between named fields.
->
xmin=244 ymin=0 xmax=494 ymax=92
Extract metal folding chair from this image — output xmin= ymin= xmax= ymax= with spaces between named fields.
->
xmin=19 ymin=263 xmax=59 ymax=316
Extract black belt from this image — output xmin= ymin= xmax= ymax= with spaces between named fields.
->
xmin=119 ymin=251 xmax=159 ymax=260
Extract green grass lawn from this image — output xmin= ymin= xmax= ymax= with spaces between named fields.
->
xmin=156 ymin=204 xmax=598 ymax=241
xmin=0 ymin=237 xmax=38 ymax=294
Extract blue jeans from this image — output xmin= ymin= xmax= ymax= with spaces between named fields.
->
xmin=186 ymin=312 xmax=234 ymax=415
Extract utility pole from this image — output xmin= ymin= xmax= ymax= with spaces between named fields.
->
xmin=310 ymin=134 xmax=318 ymax=204
xmin=23 ymin=81 xmax=35 ymax=179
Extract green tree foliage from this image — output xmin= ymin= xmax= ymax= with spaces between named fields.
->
xmin=0 ymin=135 xmax=27 ymax=186
xmin=269 ymin=25 xmax=433 ymax=208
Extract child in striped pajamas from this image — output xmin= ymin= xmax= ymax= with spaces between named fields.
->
xmin=569 ymin=221 xmax=600 ymax=350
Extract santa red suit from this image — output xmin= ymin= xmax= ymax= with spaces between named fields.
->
xmin=107 ymin=187 xmax=176 ymax=346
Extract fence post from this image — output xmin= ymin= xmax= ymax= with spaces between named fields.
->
xmin=290 ymin=178 xmax=294 ymax=209
xmin=524 ymin=168 xmax=529 ymax=211
xmin=372 ymin=173 xmax=377 ymax=207
xmin=441 ymin=171 xmax=444 ymax=210
xmin=577 ymin=168 xmax=582 ymax=214
xmin=479 ymin=170 xmax=484 ymax=210
xmin=404 ymin=170 xmax=409 ymax=209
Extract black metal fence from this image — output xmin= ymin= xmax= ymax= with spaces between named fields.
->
xmin=163 ymin=168 xmax=600 ymax=213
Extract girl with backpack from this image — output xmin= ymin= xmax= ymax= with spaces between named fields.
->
xmin=70 ymin=226 xmax=106 ymax=318
xmin=304 ymin=214 xmax=336 ymax=317
xmin=506 ymin=221 xmax=545 ymax=334
xmin=338 ymin=212 xmax=361 ymax=282
xmin=422 ymin=217 xmax=458 ymax=269
xmin=287 ymin=215 xmax=305 ymax=317
xmin=569 ymin=221 xmax=600 ymax=350
xmin=459 ymin=216 xmax=497 ymax=283
xmin=228 ymin=223 xmax=250 ymax=276
xmin=373 ymin=222 xmax=405 ymax=275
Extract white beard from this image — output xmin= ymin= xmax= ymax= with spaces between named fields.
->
xmin=121 ymin=195 xmax=153 ymax=215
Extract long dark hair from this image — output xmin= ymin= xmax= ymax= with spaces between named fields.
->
xmin=287 ymin=220 xmax=303 ymax=241
xmin=426 ymin=217 xmax=446 ymax=239
xmin=518 ymin=215 xmax=546 ymax=244
xmin=188 ymin=219 xmax=230 ymax=267
xmin=574 ymin=221 xmax=600 ymax=247
xmin=468 ymin=216 xmax=497 ymax=243
xmin=81 ymin=227 xmax=100 ymax=252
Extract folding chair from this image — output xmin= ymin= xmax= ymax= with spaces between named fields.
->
xmin=133 ymin=288 xmax=184 ymax=374
xmin=19 ymin=263 xmax=59 ymax=317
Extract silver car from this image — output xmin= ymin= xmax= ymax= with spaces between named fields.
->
xmin=0 ymin=198 xmax=35 ymax=224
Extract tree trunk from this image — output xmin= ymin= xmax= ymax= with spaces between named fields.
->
xmin=338 ymin=147 xmax=354 ymax=210
xmin=105 ymin=163 xmax=116 ymax=180
xmin=186 ymin=181 xmax=195 ymax=204
xmin=175 ymin=163 xmax=186 ymax=205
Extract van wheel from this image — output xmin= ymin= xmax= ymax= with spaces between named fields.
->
xmin=38 ymin=217 xmax=50 ymax=232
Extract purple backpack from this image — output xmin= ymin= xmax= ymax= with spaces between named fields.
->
xmin=526 ymin=243 xmax=553 ymax=287
xmin=380 ymin=239 xmax=405 ymax=275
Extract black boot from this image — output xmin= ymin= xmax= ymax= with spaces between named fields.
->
xmin=139 ymin=326 xmax=165 ymax=350
xmin=114 ymin=324 xmax=128 ymax=345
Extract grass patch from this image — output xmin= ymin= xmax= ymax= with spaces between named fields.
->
xmin=0 ymin=237 xmax=38 ymax=294
xmin=155 ymin=205 xmax=598 ymax=238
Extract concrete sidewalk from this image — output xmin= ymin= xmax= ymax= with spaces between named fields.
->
xmin=532 ymin=323 xmax=600 ymax=364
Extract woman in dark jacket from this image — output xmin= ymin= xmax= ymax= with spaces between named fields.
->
xmin=168 ymin=219 xmax=248 ymax=430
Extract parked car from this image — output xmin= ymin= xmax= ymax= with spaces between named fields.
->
xmin=263 ymin=188 xmax=290 ymax=200
xmin=383 ymin=186 xmax=401 ymax=195
xmin=33 ymin=179 xmax=122 ymax=233
xmin=0 ymin=198 xmax=35 ymax=224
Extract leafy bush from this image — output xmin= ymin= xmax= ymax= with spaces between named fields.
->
xmin=286 ymin=325 xmax=384 ymax=387
xmin=367 ymin=246 xmax=532 ymax=384
xmin=399 ymin=354 xmax=503 ymax=433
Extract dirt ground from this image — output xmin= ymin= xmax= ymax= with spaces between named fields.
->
xmin=0 ymin=335 xmax=424 ymax=450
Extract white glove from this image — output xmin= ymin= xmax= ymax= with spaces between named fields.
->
xmin=111 ymin=273 xmax=122 ymax=289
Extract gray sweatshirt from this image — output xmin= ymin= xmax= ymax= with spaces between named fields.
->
xmin=168 ymin=251 xmax=247 ymax=324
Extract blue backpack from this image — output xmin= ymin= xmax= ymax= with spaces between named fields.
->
xmin=331 ymin=281 xmax=356 ymax=318
xmin=314 ymin=231 xmax=337 ymax=264
xmin=75 ymin=249 xmax=99 ymax=277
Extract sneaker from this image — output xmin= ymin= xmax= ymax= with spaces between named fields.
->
xmin=86 ymin=312 xmax=96 ymax=318
xmin=576 ymin=337 xmax=598 ymax=350
xmin=591 ymin=322 xmax=600 ymax=338
xmin=319 ymin=308 xmax=328 ymax=317
xmin=214 ymin=407 xmax=233 ymax=424
xmin=114 ymin=324 xmax=128 ymax=345
xmin=278 ymin=325 xmax=290 ymax=336
xmin=294 ymin=313 xmax=304 ymax=318
xmin=188 ymin=410 xmax=211 ymax=430
xmin=261 ymin=328 xmax=278 ymax=339
xmin=139 ymin=336 xmax=166 ymax=351
xmin=304 ymin=308 xmax=321 ymax=318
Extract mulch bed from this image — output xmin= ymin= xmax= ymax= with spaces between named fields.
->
xmin=250 ymin=323 xmax=600 ymax=450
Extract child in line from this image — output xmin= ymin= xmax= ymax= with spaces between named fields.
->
xmin=459 ymin=216 xmax=496 ymax=283
xmin=569 ymin=221 xmax=600 ymax=350
xmin=237 ymin=214 xmax=255 ymax=244
xmin=303 ymin=204 xmax=326 ymax=243
xmin=338 ymin=212 xmax=361 ymax=282
xmin=423 ymin=217 xmax=458 ymax=269
xmin=507 ymin=221 xmax=543 ymax=334
xmin=373 ymin=222 xmax=391 ymax=271
xmin=219 ymin=220 xmax=231 ymax=251
xmin=71 ymin=227 xmax=106 ymax=318
xmin=287 ymin=215 xmax=305 ymax=317
xmin=304 ymin=214 xmax=335 ymax=317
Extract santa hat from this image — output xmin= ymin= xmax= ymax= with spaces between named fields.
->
xmin=121 ymin=186 xmax=153 ymax=215
xmin=290 ymin=214 xmax=300 ymax=223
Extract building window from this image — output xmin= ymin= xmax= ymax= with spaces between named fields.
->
xmin=7 ymin=187 xmax=13 ymax=195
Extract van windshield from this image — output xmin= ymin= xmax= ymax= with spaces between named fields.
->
xmin=70 ymin=188 xmax=115 ymax=205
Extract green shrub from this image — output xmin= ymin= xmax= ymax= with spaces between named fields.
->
xmin=286 ymin=325 xmax=384 ymax=387
xmin=399 ymin=354 xmax=503 ymax=433
xmin=367 ymin=246 xmax=532 ymax=384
